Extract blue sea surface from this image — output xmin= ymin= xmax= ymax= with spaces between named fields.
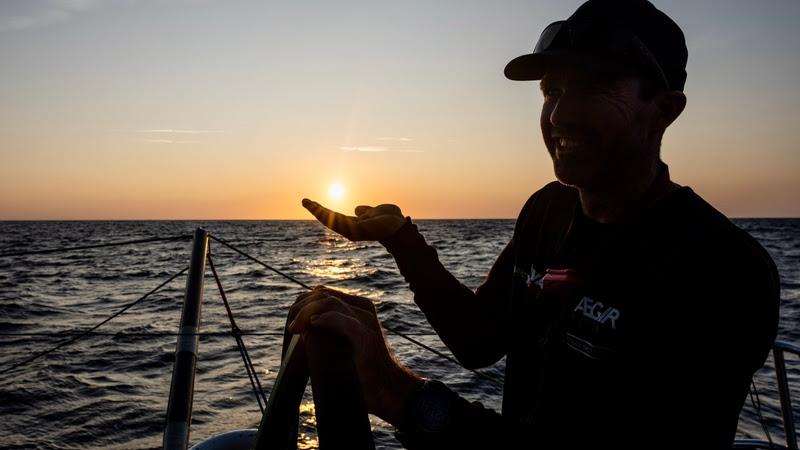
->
xmin=0 ymin=219 xmax=798 ymax=449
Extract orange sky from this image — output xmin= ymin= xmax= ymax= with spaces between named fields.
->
xmin=1 ymin=0 xmax=798 ymax=219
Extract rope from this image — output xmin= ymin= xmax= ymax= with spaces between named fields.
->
xmin=0 ymin=331 xmax=440 ymax=337
xmin=208 ymin=234 xmax=505 ymax=387
xmin=207 ymin=250 xmax=269 ymax=413
xmin=380 ymin=324 xmax=503 ymax=385
xmin=209 ymin=235 xmax=313 ymax=290
xmin=0 ymin=266 xmax=188 ymax=376
xmin=0 ymin=234 xmax=192 ymax=258
xmin=749 ymin=377 xmax=775 ymax=448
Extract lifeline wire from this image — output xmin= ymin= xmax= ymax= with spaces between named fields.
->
xmin=0 ymin=331 xmax=439 ymax=337
xmin=0 ymin=234 xmax=193 ymax=258
xmin=749 ymin=377 xmax=775 ymax=448
xmin=0 ymin=266 xmax=189 ymax=376
xmin=208 ymin=234 xmax=505 ymax=387
xmin=209 ymin=234 xmax=313 ymax=290
xmin=207 ymin=250 xmax=269 ymax=413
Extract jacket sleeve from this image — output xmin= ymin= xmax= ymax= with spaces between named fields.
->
xmin=679 ymin=238 xmax=780 ymax=448
xmin=630 ymin=227 xmax=781 ymax=448
xmin=394 ymin=382 xmax=519 ymax=450
xmin=380 ymin=219 xmax=516 ymax=369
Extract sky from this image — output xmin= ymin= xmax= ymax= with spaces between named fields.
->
xmin=0 ymin=0 xmax=798 ymax=219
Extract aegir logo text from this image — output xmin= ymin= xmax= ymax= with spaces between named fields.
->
xmin=573 ymin=297 xmax=621 ymax=329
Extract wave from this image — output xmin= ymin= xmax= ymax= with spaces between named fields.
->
xmin=0 ymin=219 xmax=797 ymax=449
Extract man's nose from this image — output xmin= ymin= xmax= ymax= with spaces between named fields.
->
xmin=549 ymin=94 xmax=581 ymax=129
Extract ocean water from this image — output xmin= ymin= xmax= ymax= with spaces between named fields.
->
xmin=0 ymin=219 xmax=797 ymax=449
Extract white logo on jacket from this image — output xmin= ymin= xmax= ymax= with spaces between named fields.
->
xmin=573 ymin=296 xmax=621 ymax=329
xmin=526 ymin=265 xmax=544 ymax=288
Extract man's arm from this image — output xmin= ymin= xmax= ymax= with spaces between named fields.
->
xmin=630 ymin=230 xmax=780 ymax=448
xmin=287 ymin=287 xmax=517 ymax=449
xmin=381 ymin=220 xmax=515 ymax=369
xmin=394 ymin=380 xmax=515 ymax=450
xmin=301 ymin=198 xmax=520 ymax=369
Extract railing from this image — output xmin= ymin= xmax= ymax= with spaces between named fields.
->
xmin=734 ymin=340 xmax=799 ymax=450
xmin=775 ymin=340 xmax=799 ymax=450
xmin=163 ymin=229 xmax=209 ymax=450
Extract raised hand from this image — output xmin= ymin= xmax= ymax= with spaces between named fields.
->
xmin=302 ymin=198 xmax=406 ymax=241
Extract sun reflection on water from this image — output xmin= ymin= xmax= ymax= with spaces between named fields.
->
xmin=297 ymin=401 xmax=319 ymax=450
xmin=303 ymin=258 xmax=375 ymax=282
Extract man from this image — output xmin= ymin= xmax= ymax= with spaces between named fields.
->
xmin=288 ymin=0 xmax=780 ymax=448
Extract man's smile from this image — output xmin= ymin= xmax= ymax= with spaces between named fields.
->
xmin=551 ymin=133 xmax=591 ymax=158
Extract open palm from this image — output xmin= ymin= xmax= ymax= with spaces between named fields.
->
xmin=302 ymin=198 xmax=406 ymax=241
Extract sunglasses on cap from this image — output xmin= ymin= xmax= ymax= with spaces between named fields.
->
xmin=535 ymin=20 xmax=670 ymax=90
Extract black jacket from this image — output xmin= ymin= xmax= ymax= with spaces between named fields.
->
xmin=384 ymin=173 xmax=780 ymax=449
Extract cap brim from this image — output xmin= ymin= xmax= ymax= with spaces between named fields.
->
xmin=504 ymin=50 xmax=611 ymax=81
xmin=504 ymin=53 xmax=552 ymax=81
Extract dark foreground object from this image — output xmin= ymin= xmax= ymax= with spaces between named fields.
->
xmin=254 ymin=331 xmax=375 ymax=450
xmin=164 ymin=229 xmax=209 ymax=450
xmin=306 ymin=331 xmax=375 ymax=450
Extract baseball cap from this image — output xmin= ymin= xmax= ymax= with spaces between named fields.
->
xmin=504 ymin=0 xmax=688 ymax=91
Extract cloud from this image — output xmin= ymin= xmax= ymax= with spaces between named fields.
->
xmin=143 ymin=139 xmax=201 ymax=144
xmin=339 ymin=136 xmax=422 ymax=153
xmin=0 ymin=0 xmax=97 ymax=32
xmin=376 ymin=137 xmax=413 ymax=142
xmin=111 ymin=128 xmax=221 ymax=144
xmin=338 ymin=145 xmax=422 ymax=153
xmin=339 ymin=146 xmax=389 ymax=152
xmin=138 ymin=129 xmax=225 ymax=134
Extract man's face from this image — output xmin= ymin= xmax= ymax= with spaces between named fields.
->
xmin=540 ymin=63 xmax=657 ymax=191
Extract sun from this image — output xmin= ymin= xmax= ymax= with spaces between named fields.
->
xmin=328 ymin=182 xmax=345 ymax=201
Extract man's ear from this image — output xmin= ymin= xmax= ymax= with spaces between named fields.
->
xmin=652 ymin=91 xmax=687 ymax=131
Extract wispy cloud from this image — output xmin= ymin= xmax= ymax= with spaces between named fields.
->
xmin=118 ymin=128 xmax=223 ymax=144
xmin=376 ymin=137 xmax=413 ymax=142
xmin=0 ymin=0 xmax=97 ymax=32
xmin=339 ymin=136 xmax=422 ymax=153
xmin=339 ymin=146 xmax=389 ymax=152
xmin=138 ymin=129 xmax=225 ymax=134
xmin=143 ymin=139 xmax=201 ymax=145
xmin=338 ymin=145 xmax=423 ymax=153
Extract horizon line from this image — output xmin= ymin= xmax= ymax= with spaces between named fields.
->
xmin=1 ymin=216 xmax=798 ymax=222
